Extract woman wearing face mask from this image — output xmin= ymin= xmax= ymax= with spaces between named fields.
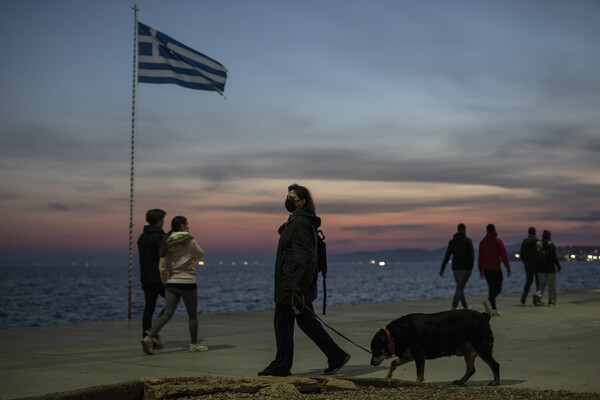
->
xmin=259 ymin=184 xmax=350 ymax=377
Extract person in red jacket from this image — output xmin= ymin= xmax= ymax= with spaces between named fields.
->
xmin=478 ymin=224 xmax=511 ymax=316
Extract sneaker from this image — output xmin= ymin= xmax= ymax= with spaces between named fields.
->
xmin=324 ymin=353 xmax=351 ymax=375
xmin=258 ymin=368 xmax=291 ymax=377
xmin=152 ymin=334 xmax=163 ymax=349
xmin=520 ymin=293 xmax=527 ymax=305
xmin=483 ymin=300 xmax=493 ymax=316
xmin=533 ymin=292 xmax=546 ymax=306
xmin=463 ymin=304 xmax=472 ymax=310
xmin=144 ymin=331 xmax=163 ymax=349
xmin=492 ymin=309 xmax=502 ymax=316
xmin=548 ymin=301 xmax=557 ymax=307
xmin=189 ymin=344 xmax=208 ymax=352
xmin=141 ymin=336 xmax=154 ymax=355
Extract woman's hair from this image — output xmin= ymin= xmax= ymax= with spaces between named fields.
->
xmin=169 ymin=216 xmax=188 ymax=234
xmin=288 ymin=183 xmax=316 ymax=215
xmin=542 ymin=230 xmax=551 ymax=240
xmin=159 ymin=216 xmax=188 ymax=257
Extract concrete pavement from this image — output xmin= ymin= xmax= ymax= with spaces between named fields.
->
xmin=1 ymin=289 xmax=599 ymax=399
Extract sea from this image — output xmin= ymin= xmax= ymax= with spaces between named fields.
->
xmin=1 ymin=261 xmax=599 ymax=329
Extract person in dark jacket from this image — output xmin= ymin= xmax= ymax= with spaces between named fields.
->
xmin=259 ymin=184 xmax=350 ymax=377
xmin=478 ymin=224 xmax=511 ymax=316
xmin=534 ymin=230 xmax=562 ymax=307
xmin=137 ymin=208 xmax=167 ymax=344
xmin=439 ymin=223 xmax=474 ymax=310
xmin=519 ymin=227 xmax=539 ymax=305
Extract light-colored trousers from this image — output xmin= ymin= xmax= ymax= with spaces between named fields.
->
xmin=536 ymin=272 xmax=557 ymax=304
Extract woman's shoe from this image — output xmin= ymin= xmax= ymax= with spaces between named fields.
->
xmin=258 ymin=368 xmax=291 ymax=377
xmin=324 ymin=353 xmax=351 ymax=375
xmin=189 ymin=344 xmax=208 ymax=352
xmin=141 ymin=336 xmax=154 ymax=355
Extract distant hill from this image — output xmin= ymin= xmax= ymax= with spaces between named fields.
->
xmin=328 ymin=244 xmax=599 ymax=263
xmin=329 ymin=247 xmax=447 ymax=263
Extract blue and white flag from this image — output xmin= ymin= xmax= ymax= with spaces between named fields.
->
xmin=137 ymin=22 xmax=228 ymax=94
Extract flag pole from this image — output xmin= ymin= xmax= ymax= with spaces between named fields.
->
xmin=128 ymin=4 xmax=139 ymax=320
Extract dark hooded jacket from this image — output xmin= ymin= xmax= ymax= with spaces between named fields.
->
xmin=519 ymin=234 xmax=539 ymax=271
xmin=137 ymin=225 xmax=167 ymax=288
xmin=274 ymin=211 xmax=320 ymax=304
xmin=536 ymin=239 xmax=562 ymax=273
xmin=440 ymin=231 xmax=474 ymax=272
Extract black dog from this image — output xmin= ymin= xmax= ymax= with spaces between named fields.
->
xmin=370 ymin=309 xmax=500 ymax=386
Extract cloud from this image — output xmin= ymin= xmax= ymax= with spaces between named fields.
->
xmin=341 ymin=224 xmax=430 ymax=234
xmin=565 ymin=213 xmax=600 ymax=223
xmin=45 ymin=202 xmax=100 ymax=212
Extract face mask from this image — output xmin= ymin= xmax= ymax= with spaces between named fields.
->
xmin=285 ymin=198 xmax=298 ymax=213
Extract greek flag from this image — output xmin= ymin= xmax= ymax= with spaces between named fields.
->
xmin=137 ymin=22 xmax=228 ymax=94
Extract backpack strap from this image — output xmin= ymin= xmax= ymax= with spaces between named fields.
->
xmin=315 ymin=228 xmax=327 ymax=315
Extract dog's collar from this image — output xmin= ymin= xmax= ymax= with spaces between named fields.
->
xmin=384 ymin=328 xmax=396 ymax=355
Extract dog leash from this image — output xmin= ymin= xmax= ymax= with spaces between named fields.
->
xmin=292 ymin=292 xmax=372 ymax=355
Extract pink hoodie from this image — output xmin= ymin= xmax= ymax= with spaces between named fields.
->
xmin=158 ymin=232 xmax=204 ymax=284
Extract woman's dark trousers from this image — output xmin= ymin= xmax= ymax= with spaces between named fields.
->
xmin=265 ymin=302 xmax=346 ymax=374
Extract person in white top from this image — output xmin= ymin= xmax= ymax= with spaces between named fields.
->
xmin=141 ymin=216 xmax=206 ymax=354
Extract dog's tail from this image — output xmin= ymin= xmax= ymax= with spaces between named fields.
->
xmin=481 ymin=312 xmax=491 ymax=322
xmin=479 ymin=313 xmax=495 ymax=354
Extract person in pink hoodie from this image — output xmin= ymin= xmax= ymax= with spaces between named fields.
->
xmin=141 ymin=215 xmax=205 ymax=355
xmin=478 ymin=224 xmax=511 ymax=316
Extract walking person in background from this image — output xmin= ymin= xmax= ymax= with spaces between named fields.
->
xmin=478 ymin=224 xmax=511 ymax=316
xmin=519 ymin=227 xmax=539 ymax=305
xmin=259 ymin=184 xmax=350 ymax=377
xmin=534 ymin=230 xmax=562 ymax=307
xmin=141 ymin=216 xmax=206 ymax=355
xmin=137 ymin=208 xmax=167 ymax=348
xmin=439 ymin=223 xmax=474 ymax=310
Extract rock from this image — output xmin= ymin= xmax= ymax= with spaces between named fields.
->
xmin=323 ymin=378 xmax=359 ymax=392
xmin=257 ymin=383 xmax=302 ymax=399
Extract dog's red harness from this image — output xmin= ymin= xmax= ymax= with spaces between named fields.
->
xmin=384 ymin=328 xmax=396 ymax=355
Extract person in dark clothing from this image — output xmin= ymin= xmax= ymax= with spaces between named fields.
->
xmin=137 ymin=208 xmax=167 ymax=345
xmin=478 ymin=224 xmax=511 ymax=316
xmin=439 ymin=223 xmax=475 ymax=310
xmin=259 ymin=184 xmax=350 ymax=377
xmin=519 ymin=227 xmax=539 ymax=305
xmin=534 ymin=230 xmax=562 ymax=307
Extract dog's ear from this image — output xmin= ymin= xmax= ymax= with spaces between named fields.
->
xmin=373 ymin=328 xmax=387 ymax=344
xmin=388 ymin=320 xmax=410 ymax=350
xmin=370 ymin=328 xmax=388 ymax=354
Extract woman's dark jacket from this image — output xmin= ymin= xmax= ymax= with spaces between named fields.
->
xmin=274 ymin=212 xmax=320 ymax=304
xmin=536 ymin=239 xmax=562 ymax=273
xmin=440 ymin=232 xmax=474 ymax=272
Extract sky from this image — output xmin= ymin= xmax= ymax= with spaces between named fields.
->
xmin=1 ymin=0 xmax=599 ymax=266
